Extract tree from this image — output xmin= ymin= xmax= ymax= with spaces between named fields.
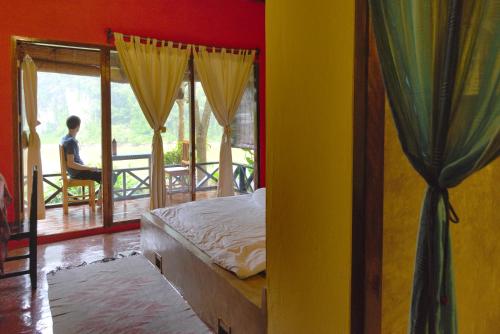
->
xmin=194 ymin=98 xmax=212 ymax=183
xmin=176 ymin=99 xmax=185 ymax=142
xmin=176 ymin=85 xmax=187 ymax=142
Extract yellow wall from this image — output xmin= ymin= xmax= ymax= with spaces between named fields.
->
xmin=382 ymin=104 xmax=500 ymax=333
xmin=266 ymin=1 xmax=355 ymax=333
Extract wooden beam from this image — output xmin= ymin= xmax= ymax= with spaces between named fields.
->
xmin=351 ymin=0 xmax=385 ymax=332
xmin=189 ymin=57 xmax=196 ymax=201
xmin=254 ymin=63 xmax=260 ymax=189
xmin=17 ymin=43 xmax=100 ymax=66
xmin=363 ymin=21 xmax=385 ymax=333
xmin=100 ymin=48 xmax=113 ymax=226
xmin=18 ymin=43 xmax=129 ymax=82
xmin=11 ymin=37 xmax=22 ymax=221
xmin=31 ymin=60 xmax=128 ymax=83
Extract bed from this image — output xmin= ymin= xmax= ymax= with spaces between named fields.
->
xmin=140 ymin=188 xmax=267 ymax=334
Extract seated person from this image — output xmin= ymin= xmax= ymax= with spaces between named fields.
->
xmin=61 ymin=115 xmax=102 ymax=182
xmin=61 ymin=116 xmax=117 ymax=204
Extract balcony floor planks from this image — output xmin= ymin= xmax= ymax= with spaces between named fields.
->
xmin=37 ymin=191 xmax=218 ymax=236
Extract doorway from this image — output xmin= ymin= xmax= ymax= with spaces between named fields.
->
xmin=18 ymin=42 xmax=105 ymax=236
xmin=13 ymin=37 xmax=260 ymax=236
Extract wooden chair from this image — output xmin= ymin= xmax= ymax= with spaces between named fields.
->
xmin=165 ymin=141 xmax=190 ymax=198
xmin=0 ymin=167 xmax=38 ymax=289
xmin=59 ymin=145 xmax=95 ymax=214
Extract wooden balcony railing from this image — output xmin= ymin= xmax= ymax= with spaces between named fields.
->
xmin=42 ymin=160 xmax=254 ymax=207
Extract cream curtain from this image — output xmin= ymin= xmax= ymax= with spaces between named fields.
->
xmin=193 ymin=47 xmax=255 ymax=197
xmin=114 ymin=33 xmax=191 ymax=209
xmin=22 ymin=55 xmax=45 ymax=219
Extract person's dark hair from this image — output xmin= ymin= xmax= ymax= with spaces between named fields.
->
xmin=66 ymin=115 xmax=81 ymax=130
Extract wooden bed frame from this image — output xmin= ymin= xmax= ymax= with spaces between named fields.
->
xmin=141 ymin=212 xmax=267 ymax=334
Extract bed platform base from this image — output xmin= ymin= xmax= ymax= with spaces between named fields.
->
xmin=141 ymin=213 xmax=267 ymax=334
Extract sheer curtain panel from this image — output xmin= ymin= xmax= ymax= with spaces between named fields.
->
xmin=114 ymin=33 xmax=191 ymax=209
xmin=193 ymin=47 xmax=255 ymax=197
xmin=370 ymin=0 xmax=499 ymax=332
xmin=22 ymin=55 xmax=45 ymax=219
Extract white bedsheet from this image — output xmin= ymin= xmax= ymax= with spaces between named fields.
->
xmin=151 ymin=192 xmax=265 ymax=279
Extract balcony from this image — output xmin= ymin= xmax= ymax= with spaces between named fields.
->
xmin=37 ymin=157 xmax=255 ymax=236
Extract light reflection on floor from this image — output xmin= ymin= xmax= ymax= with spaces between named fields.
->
xmin=0 ymin=230 xmax=140 ymax=334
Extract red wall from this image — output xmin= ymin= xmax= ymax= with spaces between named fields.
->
xmin=0 ymin=0 xmax=265 ymax=218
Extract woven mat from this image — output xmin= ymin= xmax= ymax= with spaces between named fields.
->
xmin=47 ymin=254 xmax=211 ymax=334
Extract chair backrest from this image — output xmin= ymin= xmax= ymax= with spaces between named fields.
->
xmin=59 ymin=145 xmax=69 ymax=185
xmin=181 ymin=140 xmax=190 ymax=166
xmin=0 ymin=173 xmax=12 ymax=225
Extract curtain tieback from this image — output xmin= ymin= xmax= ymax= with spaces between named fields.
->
xmin=21 ymin=131 xmax=29 ymax=148
xmin=440 ymin=188 xmax=459 ymax=224
xmin=428 ymin=185 xmax=460 ymax=224
xmin=223 ymin=125 xmax=232 ymax=143
xmin=428 ymin=185 xmax=460 ymax=306
xmin=154 ymin=126 xmax=167 ymax=134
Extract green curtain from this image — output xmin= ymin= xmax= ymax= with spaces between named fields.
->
xmin=369 ymin=0 xmax=499 ymax=333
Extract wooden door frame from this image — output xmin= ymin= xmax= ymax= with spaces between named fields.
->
xmin=11 ymin=36 xmax=111 ymax=223
xmin=100 ymin=47 xmax=113 ymax=227
xmin=10 ymin=37 xmax=22 ymax=221
xmin=11 ymin=36 xmax=262 ymax=223
xmin=351 ymin=0 xmax=385 ymax=333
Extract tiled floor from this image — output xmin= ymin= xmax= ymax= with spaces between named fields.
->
xmin=0 ymin=230 xmax=141 ymax=334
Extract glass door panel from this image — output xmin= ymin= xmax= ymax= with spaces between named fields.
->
xmin=38 ymin=72 xmax=103 ymax=208
xmin=194 ymin=79 xmax=221 ymax=201
xmin=110 ymin=51 xmax=192 ymax=222
xmin=230 ymin=66 xmax=258 ymax=194
xmin=110 ymin=51 xmax=150 ymax=221
xmin=162 ymin=76 xmax=192 ymax=206
xmin=194 ymin=65 xmax=258 ymax=199
xmin=32 ymin=45 xmax=102 ymax=231
xmin=20 ymin=67 xmax=28 ymax=217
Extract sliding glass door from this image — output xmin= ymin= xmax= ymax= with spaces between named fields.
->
xmin=229 ymin=67 xmax=258 ymax=194
xmin=194 ymin=65 xmax=258 ymax=200
xmin=110 ymin=51 xmax=193 ymax=223
xmin=162 ymin=76 xmax=192 ymax=205
xmin=19 ymin=43 xmax=103 ymax=231
xmin=16 ymin=39 xmax=259 ymax=231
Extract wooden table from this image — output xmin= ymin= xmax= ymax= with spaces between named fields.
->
xmin=165 ymin=166 xmax=190 ymax=198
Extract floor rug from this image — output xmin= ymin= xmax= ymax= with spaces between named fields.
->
xmin=47 ymin=254 xmax=212 ymax=334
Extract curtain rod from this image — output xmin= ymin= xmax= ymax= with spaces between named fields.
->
xmin=106 ymin=29 xmax=260 ymax=56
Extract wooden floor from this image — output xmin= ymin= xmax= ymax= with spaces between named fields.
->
xmin=0 ymin=230 xmax=141 ymax=334
xmin=38 ymin=191 xmax=217 ymax=236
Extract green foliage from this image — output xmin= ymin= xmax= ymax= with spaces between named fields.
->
xmin=113 ymin=173 xmax=148 ymax=196
xmin=243 ymin=148 xmax=255 ymax=167
xmin=37 ymin=73 xmax=102 ymax=145
xmin=35 ymin=73 xmax=236 ymax=149
xmin=164 ymin=142 xmax=183 ymax=165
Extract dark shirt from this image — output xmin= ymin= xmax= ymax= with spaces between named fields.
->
xmin=61 ymin=134 xmax=83 ymax=177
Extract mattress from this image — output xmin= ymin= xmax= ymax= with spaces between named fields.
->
xmin=151 ymin=188 xmax=266 ymax=279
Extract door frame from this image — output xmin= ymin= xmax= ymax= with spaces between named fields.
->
xmin=11 ymin=36 xmax=114 ymax=225
xmin=351 ymin=0 xmax=385 ymax=333
xmin=10 ymin=36 xmax=22 ymax=221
